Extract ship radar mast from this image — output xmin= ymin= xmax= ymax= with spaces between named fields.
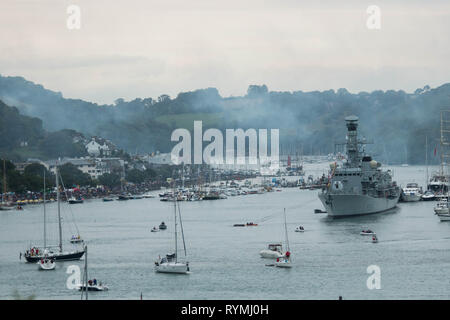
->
xmin=345 ymin=115 xmax=360 ymax=165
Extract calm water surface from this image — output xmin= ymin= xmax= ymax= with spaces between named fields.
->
xmin=1 ymin=165 xmax=449 ymax=300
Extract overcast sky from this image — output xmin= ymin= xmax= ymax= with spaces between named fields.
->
xmin=0 ymin=0 xmax=449 ymax=104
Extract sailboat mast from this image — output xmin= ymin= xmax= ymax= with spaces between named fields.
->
xmin=43 ymin=170 xmax=47 ymax=249
xmin=284 ymin=208 xmax=289 ymax=252
xmin=2 ymin=159 xmax=6 ymax=203
xmin=177 ymin=202 xmax=187 ymax=257
xmin=174 ymin=182 xmax=178 ymax=263
xmin=56 ymin=165 xmax=63 ymax=253
xmin=426 ymin=136 xmax=429 ymax=189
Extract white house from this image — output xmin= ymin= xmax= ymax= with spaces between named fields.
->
xmin=86 ymin=139 xmax=111 ymax=157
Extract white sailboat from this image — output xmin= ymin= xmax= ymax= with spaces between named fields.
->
xmin=154 ymin=186 xmax=189 ymax=274
xmin=275 ymin=209 xmax=292 ymax=268
xmin=78 ymin=245 xmax=108 ymax=297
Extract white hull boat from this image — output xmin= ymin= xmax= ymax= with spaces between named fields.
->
xmin=155 ymin=184 xmax=190 ymax=275
xmin=275 ymin=258 xmax=292 ymax=268
xmin=259 ymin=250 xmax=284 ymax=259
xmin=434 ymin=200 xmax=449 ymax=214
xmin=155 ymin=262 xmax=189 ymax=274
xmin=360 ymin=230 xmax=375 ymax=236
xmin=37 ymin=259 xmax=56 ymax=270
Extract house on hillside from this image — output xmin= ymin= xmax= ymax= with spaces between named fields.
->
xmin=85 ymin=137 xmax=115 ymax=157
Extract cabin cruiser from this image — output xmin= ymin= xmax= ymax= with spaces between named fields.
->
xmin=401 ymin=183 xmax=422 ymax=202
xmin=434 ymin=200 xmax=449 ymax=215
xmin=77 ymin=279 xmax=108 ymax=291
xmin=260 ymin=244 xmax=284 ymax=259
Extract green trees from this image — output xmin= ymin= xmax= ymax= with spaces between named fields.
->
xmin=98 ymin=172 xmax=121 ymax=188
xmin=58 ymin=163 xmax=92 ymax=187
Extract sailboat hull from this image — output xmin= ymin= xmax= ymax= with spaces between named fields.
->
xmin=25 ymin=250 xmax=85 ymax=263
xmin=155 ymin=262 xmax=189 ymax=274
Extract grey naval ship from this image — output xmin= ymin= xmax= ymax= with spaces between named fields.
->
xmin=318 ymin=115 xmax=400 ymax=217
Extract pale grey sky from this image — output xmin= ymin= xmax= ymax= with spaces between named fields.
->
xmin=0 ymin=0 xmax=449 ymax=104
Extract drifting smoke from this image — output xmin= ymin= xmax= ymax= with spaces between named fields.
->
xmin=0 ymin=74 xmax=448 ymax=164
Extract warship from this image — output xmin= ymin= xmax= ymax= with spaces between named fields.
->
xmin=318 ymin=115 xmax=400 ymax=217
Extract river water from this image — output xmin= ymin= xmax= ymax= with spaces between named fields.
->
xmin=1 ymin=164 xmax=449 ymax=300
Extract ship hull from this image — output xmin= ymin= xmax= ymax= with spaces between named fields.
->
xmin=319 ymin=193 xmax=399 ymax=217
xmin=24 ymin=250 xmax=85 ymax=263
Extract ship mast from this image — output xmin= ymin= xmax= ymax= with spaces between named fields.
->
xmin=345 ymin=115 xmax=360 ymax=166
xmin=43 ymin=170 xmax=47 ymax=249
xmin=2 ymin=159 xmax=7 ymax=203
xmin=56 ymin=164 xmax=63 ymax=253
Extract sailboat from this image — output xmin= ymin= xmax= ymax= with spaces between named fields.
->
xmin=23 ymin=165 xmax=85 ymax=263
xmin=275 ymin=208 xmax=292 ymax=268
xmin=78 ymin=245 xmax=108 ymax=295
xmin=154 ymin=186 xmax=189 ymax=274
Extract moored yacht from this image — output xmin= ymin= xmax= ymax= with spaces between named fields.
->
xmin=401 ymin=183 xmax=422 ymax=202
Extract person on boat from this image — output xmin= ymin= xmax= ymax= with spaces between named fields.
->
xmin=285 ymin=251 xmax=291 ymax=258
xmin=93 ymin=279 xmax=97 ymax=285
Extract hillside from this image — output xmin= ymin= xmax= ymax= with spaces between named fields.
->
xmin=0 ymin=100 xmax=88 ymax=161
xmin=1 ymin=75 xmax=449 ymax=164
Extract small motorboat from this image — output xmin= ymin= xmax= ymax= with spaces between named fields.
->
xmin=421 ymin=191 xmax=436 ymax=201
xmin=233 ymin=224 xmax=245 ymax=227
xmin=102 ymin=197 xmax=114 ymax=202
xmin=159 ymin=222 xmax=167 ymax=230
xmin=360 ymin=229 xmax=375 ymax=236
xmin=151 ymin=226 xmax=159 ymax=232
xmin=68 ymin=197 xmax=84 ymax=204
xmin=295 ymin=226 xmax=305 ymax=232
xmin=117 ymin=194 xmax=130 ymax=201
xmin=77 ymin=279 xmax=108 ymax=291
xmin=246 ymin=222 xmax=258 ymax=226
xmin=434 ymin=200 xmax=449 ymax=215
xmin=143 ymin=193 xmax=155 ymax=198
xmin=260 ymin=244 xmax=284 ymax=259
xmin=37 ymin=258 xmax=56 ymax=270
xmin=437 ymin=213 xmax=450 ymax=221
xmin=70 ymin=235 xmax=83 ymax=244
